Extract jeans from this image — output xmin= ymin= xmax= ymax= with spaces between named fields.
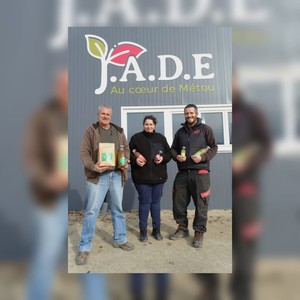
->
xmin=81 ymin=274 xmax=108 ymax=300
xmin=26 ymin=193 xmax=68 ymax=300
xmin=134 ymin=183 xmax=164 ymax=229
xmin=79 ymin=170 xmax=127 ymax=251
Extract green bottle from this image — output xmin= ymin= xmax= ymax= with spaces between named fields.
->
xmin=180 ymin=146 xmax=186 ymax=157
xmin=118 ymin=145 xmax=127 ymax=166
xmin=193 ymin=147 xmax=209 ymax=156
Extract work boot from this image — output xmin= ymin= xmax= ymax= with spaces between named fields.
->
xmin=192 ymin=231 xmax=204 ymax=248
xmin=112 ymin=241 xmax=135 ymax=251
xmin=152 ymin=227 xmax=163 ymax=240
xmin=75 ymin=251 xmax=90 ymax=265
xmin=169 ymin=225 xmax=189 ymax=240
xmin=139 ymin=228 xmax=148 ymax=242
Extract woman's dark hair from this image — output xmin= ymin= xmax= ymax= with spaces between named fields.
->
xmin=143 ymin=115 xmax=157 ymax=125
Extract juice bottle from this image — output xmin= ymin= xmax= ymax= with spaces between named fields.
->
xmin=118 ymin=145 xmax=127 ymax=166
xmin=180 ymin=146 xmax=186 ymax=157
xmin=193 ymin=147 xmax=209 ymax=156
xmin=154 ymin=150 xmax=163 ymax=162
xmin=132 ymin=149 xmax=146 ymax=163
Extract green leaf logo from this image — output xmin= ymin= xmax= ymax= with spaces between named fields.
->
xmin=85 ymin=34 xmax=108 ymax=59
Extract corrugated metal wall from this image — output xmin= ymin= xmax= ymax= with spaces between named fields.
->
xmin=69 ymin=27 xmax=232 ymax=210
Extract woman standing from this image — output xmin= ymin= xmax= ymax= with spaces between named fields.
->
xmin=129 ymin=115 xmax=171 ymax=242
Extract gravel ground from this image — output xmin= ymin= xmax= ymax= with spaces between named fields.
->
xmin=68 ymin=209 xmax=232 ymax=273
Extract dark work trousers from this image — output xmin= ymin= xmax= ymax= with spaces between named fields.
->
xmin=231 ymin=237 xmax=256 ymax=300
xmin=195 ymin=274 xmax=220 ymax=300
xmin=172 ymin=170 xmax=210 ymax=232
xmin=134 ymin=183 xmax=164 ymax=229
xmin=230 ymin=182 xmax=259 ymax=300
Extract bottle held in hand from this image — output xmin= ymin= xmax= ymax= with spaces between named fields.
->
xmin=132 ymin=149 xmax=146 ymax=163
xmin=180 ymin=146 xmax=186 ymax=158
xmin=193 ymin=147 xmax=209 ymax=156
xmin=118 ymin=145 xmax=127 ymax=167
xmin=154 ymin=150 xmax=163 ymax=162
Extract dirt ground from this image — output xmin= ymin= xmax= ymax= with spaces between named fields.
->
xmin=68 ymin=209 xmax=232 ymax=273
xmin=3 ymin=258 xmax=300 ymax=300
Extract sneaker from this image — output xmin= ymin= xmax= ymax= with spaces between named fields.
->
xmin=152 ymin=227 xmax=163 ymax=240
xmin=112 ymin=241 xmax=135 ymax=251
xmin=139 ymin=228 xmax=148 ymax=242
xmin=169 ymin=225 xmax=189 ymax=240
xmin=75 ymin=251 xmax=89 ymax=265
xmin=192 ymin=231 xmax=204 ymax=248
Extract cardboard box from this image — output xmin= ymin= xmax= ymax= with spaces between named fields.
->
xmin=98 ymin=143 xmax=116 ymax=166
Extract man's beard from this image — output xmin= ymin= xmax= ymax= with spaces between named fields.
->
xmin=187 ymin=118 xmax=197 ymax=127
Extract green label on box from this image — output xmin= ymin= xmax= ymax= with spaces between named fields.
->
xmin=102 ymin=152 xmax=113 ymax=162
xmin=59 ymin=153 xmax=68 ymax=172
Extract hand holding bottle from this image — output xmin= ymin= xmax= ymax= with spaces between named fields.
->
xmin=133 ymin=149 xmax=146 ymax=167
xmin=177 ymin=146 xmax=186 ymax=162
xmin=191 ymin=147 xmax=208 ymax=163
xmin=191 ymin=155 xmax=202 ymax=163
xmin=118 ymin=159 xmax=130 ymax=170
xmin=154 ymin=151 xmax=163 ymax=164
xmin=117 ymin=145 xmax=131 ymax=170
xmin=136 ymin=157 xmax=146 ymax=167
